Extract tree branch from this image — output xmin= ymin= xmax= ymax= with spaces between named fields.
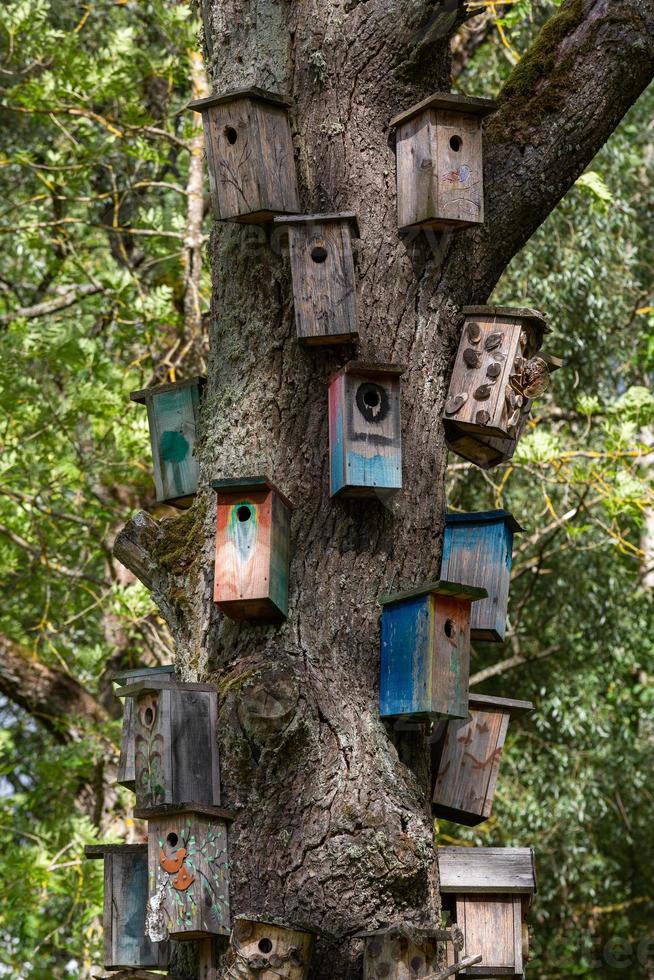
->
xmin=470 ymin=643 xmax=561 ymax=685
xmin=0 ymin=282 xmax=103 ymax=326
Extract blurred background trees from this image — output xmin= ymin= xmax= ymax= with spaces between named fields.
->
xmin=0 ymin=1 xmax=652 ymax=977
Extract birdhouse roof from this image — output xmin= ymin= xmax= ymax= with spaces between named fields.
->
xmin=188 ymin=86 xmax=291 ymax=112
xmin=445 ymin=509 xmax=524 ymax=534
xmin=274 ymin=211 xmax=360 ymax=237
xmin=114 ymin=679 xmax=215 ymax=699
xmin=130 ymin=375 xmax=205 ymax=404
xmin=462 ymin=306 xmax=551 ymax=333
xmin=110 ymin=664 xmax=176 ymax=684
xmin=379 ymin=580 xmax=488 ymax=607
xmin=234 ymin=914 xmax=316 ymax=935
xmin=390 ymin=91 xmax=497 ymax=128
xmin=93 ymin=972 xmax=168 ymax=980
xmin=133 ymin=802 xmax=236 ymax=822
xmin=211 ymin=475 xmax=294 ymax=510
xmin=468 ymin=693 xmax=534 ymax=717
xmin=85 ymin=843 xmax=147 ymax=859
xmin=438 ymin=847 xmax=537 ymax=895
xmin=355 ymin=922 xmax=453 ymax=940
xmin=329 ymin=360 xmax=406 ymax=384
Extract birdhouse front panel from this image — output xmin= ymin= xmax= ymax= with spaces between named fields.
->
xmin=190 ymin=89 xmax=299 ymax=223
xmin=441 ymin=511 xmax=523 ymax=642
xmin=148 ymin=812 xmax=230 ymax=940
xmin=329 ymin=362 xmax=403 ymax=497
xmin=454 ymin=895 xmax=524 ymax=977
xmin=232 ymin=918 xmax=315 ymax=978
xmin=114 ymin=665 xmax=176 ymax=791
xmin=379 ymin=582 xmax=486 ymax=721
xmin=275 ymin=214 xmax=359 ymax=344
xmin=213 ymin=477 xmax=292 ymax=621
xmin=85 ymin=844 xmax=169 ymax=971
xmin=130 ymin=378 xmax=204 ymax=507
xmin=362 ymin=932 xmax=443 ymax=979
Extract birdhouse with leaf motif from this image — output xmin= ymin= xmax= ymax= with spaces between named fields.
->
xmin=212 ymin=476 xmax=292 ymax=622
xmin=85 ymin=843 xmax=169 ymax=971
xmin=431 ymin=693 xmax=533 ymax=826
xmin=390 ymin=92 xmax=496 ymax=233
xmin=359 ymin=923 xmax=460 ymax=979
xmin=188 ymin=87 xmax=299 ymax=223
xmin=130 ymin=377 xmax=205 ymax=507
xmin=115 ymin=678 xmax=220 ymax=816
xmin=113 ymin=664 xmax=176 ymax=792
xmin=440 ymin=510 xmax=523 ymax=642
xmin=230 ymin=917 xmax=315 ymax=978
xmin=379 ymin=581 xmax=486 ymax=721
xmin=438 ymin=847 xmax=536 ymax=979
xmin=274 ymin=213 xmax=359 ymax=344
xmin=443 ymin=307 xmax=562 ymax=469
xmin=329 ymin=361 xmax=404 ymax=497
xmin=147 ymin=809 xmax=232 ymax=941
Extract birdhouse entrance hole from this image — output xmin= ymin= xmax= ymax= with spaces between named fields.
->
xmin=444 ymin=619 xmax=455 ymax=638
xmin=258 ymin=938 xmax=273 ymax=953
xmin=237 ymin=505 xmax=252 ymax=523
xmin=167 ymin=833 xmax=179 ymax=848
xmin=411 ymin=955 xmax=424 ymax=970
xmin=225 ymin=126 xmax=238 ymax=145
xmin=143 ymin=706 xmax=154 ymax=726
xmin=356 ymin=382 xmax=389 ymax=423
xmin=310 ymin=245 xmax=328 ymax=263
xmin=450 ymin=135 xmax=462 ymax=151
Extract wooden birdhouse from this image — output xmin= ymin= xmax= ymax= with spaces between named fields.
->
xmin=188 ymin=87 xmax=299 ymax=223
xmin=115 ymin=678 xmax=220 ymax=817
xmin=231 ymin=917 xmax=315 ymax=978
xmin=274 ymin=213 xmax=359 ymax=344
xmin=130 ymin=377 xmax=205 ymax=507
xmin=431 ymin=693 xmax=533 ymax=826
xmin=147 ymin=809 xmax=232 ymax=940
xmin=359 ymin=923 xmax=456 ymax=979
xmin=113 ymin=665 xmax=176 ymax=792
xmin=438 ymin=847 xmax=536 ymax=978
xmin=379 ymin=581 xmax=487 ymax=721
xmin=390 ymin=92 xmax=496 ymax=233
xmin=329 ymin=361 xmax=404 ymax=498
xmin=440 ymin=510 xmax=523 ymax=642
xmin=85 ymin=844 xmax=169 ymax=971
xmin=443 ymin=307 xmax=562 ymax=469
xmin=212 ymin=476 xmax=292 ymax=622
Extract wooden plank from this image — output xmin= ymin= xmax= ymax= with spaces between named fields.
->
xmin=275 ymin=211 xmax=359 ymax=237
xmin=268 ymin=489 xmax=291 ymax=618
xmin=130 ymin=376 xmax=205 ymax=404
xmin=232 ymin=919 xmax=315 ymax=977
xmin=169 ymin=690 xmax=221 ymax=808
xmin=362 ymin=930 xmax=444 ymax=979
xmin=438 ymin=848 xmax=536 ymax=895
xmin=380 ymin=580 xmax=487 ymax=607
xmin=391 ymin=92 xmax=496 ymax=128
xmin=462 ymin=306 xmax=548 ymax=333
xmin=430 ymin=593 xmax=471 ymax=720
xmin=395 ymin=110 xmax=439 ymax=231
xmin=435 ymin=110 xmax=484 ymax=227
xmin=115 ymin=666 xmax=176 ymax=791
xmin=468 ymin=693 xmax=533 ymax=716
xmin=211 ymin=476 xmax=293 ymax=511
xmin=253 ymin=101 xmax=300 ymax=216
xmin=458 ymin=895 xmax=521 ymax=976
xmin=189 ymin=86 xmax=291 ymax=111
xmin=214 ymin=488 xmax=273 ymax=607
xmin=144 ymin=384 xmax=201 ymax=505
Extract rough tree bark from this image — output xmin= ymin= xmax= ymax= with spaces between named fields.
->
xmin=114 ymin=1 xmax=654 ymax=976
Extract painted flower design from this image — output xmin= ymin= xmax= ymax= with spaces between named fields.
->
xmin=444 ymin=164 xmax=471 ymax=185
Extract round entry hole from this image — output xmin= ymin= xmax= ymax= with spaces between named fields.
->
xmin=410 ymin=956 xmax=424 ymax=972
xmin=449 ymin=135 xmax=462 ymax=152
xmin=237 ymin=505 xmax=252 ymax=523
xmin=363 ymin=388 xmax=381 ymax=408
xmin=166 ymin=833 xmax=179 ymax=848
xmin=310 ymin=245 xmax=328 ymax=263
xmin=258 ymin=938 xmax=273 ymax=953
xmin=143 ymin=707 xmax=154 ymax=726
xmin=225 ymin=126 xmax=238 ymax=145
xmin=444 ymin=619 xmax=455 ymax=638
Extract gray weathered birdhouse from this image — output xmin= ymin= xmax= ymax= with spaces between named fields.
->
xmin=431 ymin=693 xmax=533 ymax=826
xmin=188 ymin=87 xmax=300 ymax=223
xmin=274 ymin=213 xmax=360 ymax=344
xmin=438 ymin=847 xmax=536 ymax=978
xmin=113 ymin=665 xmax=176 ymax=791
xmin=359 ymin=923 xmax=457 ymax=979
xmin=440 ymin=510 xmax=523 ymax=642
xmin=390 ymin=92 xmax=496 ymax=233
xmin=443 ymin=307 xmax=562 ymax=468
xmin=85 ymin=843 xmax=169 ymax=971
xmin=130 ymin=376 xmax=205 ymax=507
xmin=115 ymin=678 xmax=220 ymax=816
xmin=231 ymin=917 xmax=315 ymax=978
xmin=329 ymin=361 xmax=404 ymax=497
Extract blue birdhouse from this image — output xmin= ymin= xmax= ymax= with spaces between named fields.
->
xmin=379 ymin=581 xmax=486 ymax=721
xmin=440 ymin=510 xmax=523 ymax=643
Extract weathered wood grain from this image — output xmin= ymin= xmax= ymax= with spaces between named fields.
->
xmin=456 ymin=895 xmax=524 ymax=977
xmin=230 ymin=917 xmax=315 ymax=978
xmin=113 ymin=664 xmax=176 ymax=791
xmin=437 ymin=847 xmax=536 ymax=895
xmin=362 ymin=928 xmax=445 ymax=980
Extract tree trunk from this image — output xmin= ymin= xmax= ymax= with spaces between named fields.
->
xmin=115 ymin=1 xmax=654 ymax=976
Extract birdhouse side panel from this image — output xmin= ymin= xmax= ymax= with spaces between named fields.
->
xmin=268 ymin=492 xmax=291 ymax=617
xmin=148 ymin=386 xmax=201 ymax=505
xmin=395 ymin=109 xmax=439 ymax=230
xmin=432 ymin=707 xmax=509 ymax=825
xmin=288 ymin=223 xmax=358 ymax=344
xmin=134 ymin=689 xmax=173 ymax=810
xmin=206 ymin=100 xmax=263 ymax=221
xmin=380 ymin=595 xmax=433 ymax=718
xmin=117 ymin=697 xmax=136 ymax=790
xmin=342 ymin=372 xmax=402 ymax=493
xmin=435 ymin=110 xmax=484 ymax=226
xmin=169 ymin=691 xmax=221 ymax=807
xmin=107 ymin=850 xmax=169 ymax=969
xmin=328 ymin=373 xmax=348 ymax=496
xmin=234 ymin=920 xmax=314 ymax=978
xmin=430 ymin=593 xmax=471 ymax=720
xmin=149 ymin=814 xmax=230 ymax=940
xmin=363 ymin=933 xmax=442 ymax=978
xmin=253 ymin=102 xmax=300 ymax=216
xmin=214 ymin=490 xmax=273 ymax=605
xmin=457 ymin=895 xmax=523 ymax=977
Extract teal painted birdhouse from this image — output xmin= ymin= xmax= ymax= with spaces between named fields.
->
xmin=131 ymin=377 xmax=205 ymax=507
xmin=379 ymin=581 xmax=486 ymax=721
xmin=329 ymin=361 xmax=404 ymax=498
xmin=212 ymin=476 xmax=293 ymax=622
xmin=115 ymin=678 xmax=221 ymax=817
xmin=441 ymin=510 xmax=523 ymax=642
xmin=84 ymin=843 xmax=169 ymax=971
xmin=113 ymin=665 xmax=177 ymax=791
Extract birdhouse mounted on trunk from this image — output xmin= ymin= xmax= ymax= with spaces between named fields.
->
xmin=359 ymin=923 xmax=459 ymax=979
xmin=212 ymin=476 xmax=292 ymax=622
xmin=115 ymin=678 xmax=220 ymax=816
xmin=328 ymin=361 xmax=404 ymax=498
xmin=439 ymin=847 xmax=536 ymax=978
xmin=113 ymin=664 xmax=177 ymax=791
xmin=274 ymin=213 xmax=360 ymax=344
xmin=379 ymin=581 xmax=487 ymax=721
xmin=130 ymin=377 xmax=205 ymax=508
xmin=85 ymin=844 xmax=169 ymax=971
xmin=443 ymin=307 xmax=562 ymax=469
xmin=390 ymin=92 xmax=496 ymax=233
xmin=231 ymin=917 xmax=315 ymax=978
xmin=440 ymin=510 xmax=523 ymax=642
xmin=188 ymin=87 xmax=300 ymax=223
xmin=431 ymin=693 xmax=534 ymax=826
xmin=147 ymin=809 xmax=232 ymax=941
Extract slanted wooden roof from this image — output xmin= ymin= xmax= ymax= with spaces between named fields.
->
xmin=438 ymin=847 xmax=536 ymax=894
xmin=188 ymin=86 xmax=291 ymax=112
xmin=379 ymin=580 xmax=488 ymax=607
xmin=391 ymin=92 xmax=496 ymax=128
